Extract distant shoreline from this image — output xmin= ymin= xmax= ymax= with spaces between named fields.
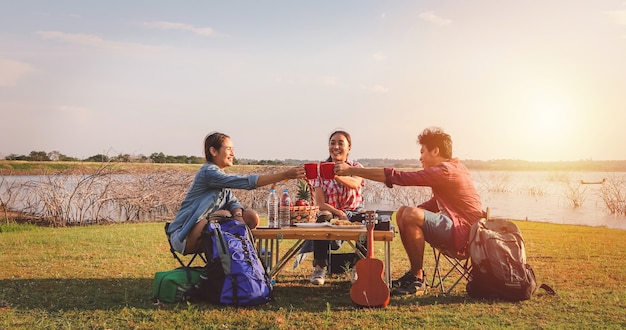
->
xmin=1 ymin=159 xmax=626 ymax=176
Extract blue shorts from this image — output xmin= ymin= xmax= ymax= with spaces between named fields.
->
xmin=422 ymin=210 xmax=454 ymax=248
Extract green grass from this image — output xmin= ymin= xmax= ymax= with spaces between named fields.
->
xmin=0 ymin=219 xmax=625 ymax=329
xmin=0 ymin=223 xmax=38 ymax=233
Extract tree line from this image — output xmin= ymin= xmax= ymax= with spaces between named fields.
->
xmin=3 ymin=150 xmax=290 ymax=166
xmin=4 ymin=151 xmax=206 ymax=164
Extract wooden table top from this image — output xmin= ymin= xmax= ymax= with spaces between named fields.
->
xmin=251 ymin=226 xmax=394 ymax=241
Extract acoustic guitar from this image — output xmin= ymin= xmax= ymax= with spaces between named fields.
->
xmin=350 ymin=210 xmax=390 ymax=308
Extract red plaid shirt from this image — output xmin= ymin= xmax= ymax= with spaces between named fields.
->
xmin=383 ymin=158 xmax=483 ymax=255
xmin=312 ymin=159 xmax=364 ymax=211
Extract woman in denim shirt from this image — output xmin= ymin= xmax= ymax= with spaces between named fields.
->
xmin=167 ymin=132 xmax=305 ymax=255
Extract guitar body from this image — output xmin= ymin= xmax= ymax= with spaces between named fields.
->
xmin=350 ymin=211 xmax=390 ymax=308
xmin=350 ymin=257 xmax=390 ymax=307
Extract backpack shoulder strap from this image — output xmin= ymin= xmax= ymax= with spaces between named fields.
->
xmin=539 ymin=283 xmax=557 ymax=295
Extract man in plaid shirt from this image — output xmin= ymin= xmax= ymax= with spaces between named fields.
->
xmin=335 ymin=127 xmax=483 ymax=296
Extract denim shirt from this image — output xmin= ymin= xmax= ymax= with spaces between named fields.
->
xmin=167 ymin=162 xmax=259 ymax=253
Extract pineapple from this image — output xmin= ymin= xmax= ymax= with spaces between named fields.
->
xmin=294 ymin=179 xmax=318 ymax=222
xmin=295 ymin=180 xmax=311 ymax=205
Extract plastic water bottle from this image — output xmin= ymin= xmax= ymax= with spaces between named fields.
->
xmin=278 ymin=189 xmax=291 ymax=227
xmin=267 ymin=189 xmax=278 ymax=228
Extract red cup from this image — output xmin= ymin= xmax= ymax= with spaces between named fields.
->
xmin=320 ymin=162 xmax=335 ymax=180
xmin=304 ymin=163 xmax=318 ymax=180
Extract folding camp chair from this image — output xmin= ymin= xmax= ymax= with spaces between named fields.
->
xmin=164 ymin=222 xmax=206 ymax=268
xmin=429 ymin=208 xmax=490 ymax=295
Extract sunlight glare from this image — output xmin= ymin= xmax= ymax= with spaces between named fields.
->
xmin=530 ymin=97 xmax=567 ymax=137
xmin=521 ymin=89 xmax=580 ymax=160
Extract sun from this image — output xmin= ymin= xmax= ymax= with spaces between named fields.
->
xmin=521 ymin=90 xmax=579 ymax=160
xmin=529 ymin=97 xmax=567 ymax=138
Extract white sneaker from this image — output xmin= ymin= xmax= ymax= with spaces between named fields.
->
xmin=310 ymin=265 xmax=326 ymax=285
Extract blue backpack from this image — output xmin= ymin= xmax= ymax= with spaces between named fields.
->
xmin=191 ymin=218 xmax=272 ymax=306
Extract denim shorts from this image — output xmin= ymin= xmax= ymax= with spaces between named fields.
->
xmin=422 ymin=210 xmax=454 ymax=248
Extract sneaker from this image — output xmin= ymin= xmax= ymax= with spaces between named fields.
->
xmin=391 ymin=272 xmax=426 ymax=296
xmin=392 ymin=272 xmax=416 ymax=288
xmin=392 ymin=270 xmax=427 ymax=288
xmin=310 ymin=265 xmax=326 ymax=285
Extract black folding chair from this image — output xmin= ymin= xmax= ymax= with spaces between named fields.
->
xmin=429 ymin=208 xmax=490 ymax=295
xmin=164 ymin=222 xmax=206 ymax=268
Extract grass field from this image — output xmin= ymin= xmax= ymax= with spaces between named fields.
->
xmin=0 ymin=217 xmax=624 ymax=329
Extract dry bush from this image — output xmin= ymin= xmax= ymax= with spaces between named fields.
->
xmin=1 ymin=164 xmax=436 ymax=224
xmin=563 ymin=181 xmax=588 ymax=208
xmin=1 ymin=163 xmax=195 ymax=225
xmin=105 ymin=170 xmax=193 ymax=222
xmin=231 ymin=166 xmax=300 ymax=212
xmin=0 ymin=174 xmax=22 ymax=223
xmin=13 ymin=165 xmax=118 ymax=226
xmin=599 ymin=176 xmax=626 ymax=215
xmin=362 ymin=180 xmax=431 ymax=208
xmin=475 ymin=171 xmax=513 ymax=193
xmin=524 ymin=185 xmax=546 ymax=199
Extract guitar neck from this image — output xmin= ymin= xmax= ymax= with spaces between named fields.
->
xmin=364 ymin=211 xmax=377 ymax=259
xmin=366 ymin=224 xmax=375 ymax=259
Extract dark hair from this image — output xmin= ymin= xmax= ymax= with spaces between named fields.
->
xmin=325 ymin=130 xmax=352 ymax=162
xmin=204 ymin=132 xmax=230 ymax=163
xmin=417 ymin=127 xmax=452 ymax=159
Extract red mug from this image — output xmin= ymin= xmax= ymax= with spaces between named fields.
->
xmin=304 ymin=163 xmax=318 ymax=180
xmin=320 ymin=162 xmax=335 ymax=180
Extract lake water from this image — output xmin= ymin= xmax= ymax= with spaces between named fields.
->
xmin=367 ymin=170 xmax=626 ymax=231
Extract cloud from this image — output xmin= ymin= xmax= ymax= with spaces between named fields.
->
xmin=142 ymin=21 xmax=222 ymax=37
xmin=605 ymin=10 xmax=626 ymax=25
xmin=418 ymin=11 xmax=452 ymax=26
xmin=361 ymin=84 xmax=389 ymax=93
xmin=34 ymin=30 xmax=164 ymax=55
xmin=0 ymin=57 xmax=35 ymax=87
xmin=372 ymin=52 xmax=386 ymax=61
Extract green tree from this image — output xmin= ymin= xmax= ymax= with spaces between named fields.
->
xmin=27 ymin=151 xmax=50 ymax=161
xmin=150 ymin=152 xmax=167 ymax=163
xmin=190 ymin=156 xmax=204 ymax=164
xmin=84 ymin=154 xmax=110 ymax=162
xmin=4 ymin=154 xmax=26 ymax=160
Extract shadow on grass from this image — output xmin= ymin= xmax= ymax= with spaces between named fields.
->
xmin=0 ymin=278 xmax=156 ymax=311
xmin=0 ymin=276 xmax=481 ymax=312
xmin=264 ymin=276 xmax=480 ymax=312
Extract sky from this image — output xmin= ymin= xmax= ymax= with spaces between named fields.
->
xmin=1 ymin=1 xmax=626 ymax=162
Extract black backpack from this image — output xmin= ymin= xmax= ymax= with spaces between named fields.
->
xmin=189 ymin=218 xmax=272 ymax=306
xmin=466 ymin=218 xmax=555 ymax=301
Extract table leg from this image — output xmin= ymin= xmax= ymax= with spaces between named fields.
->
xmin=267 ymin=239 xmax=305 ymax=278
xmin=384 ymin=241 xmax=392 ymax=288
xmin=344 ymin=241 xmax=366 ymax=259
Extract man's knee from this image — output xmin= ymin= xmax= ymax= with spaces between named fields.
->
xmin=396 ymin=206 xmax=425 ymax=229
